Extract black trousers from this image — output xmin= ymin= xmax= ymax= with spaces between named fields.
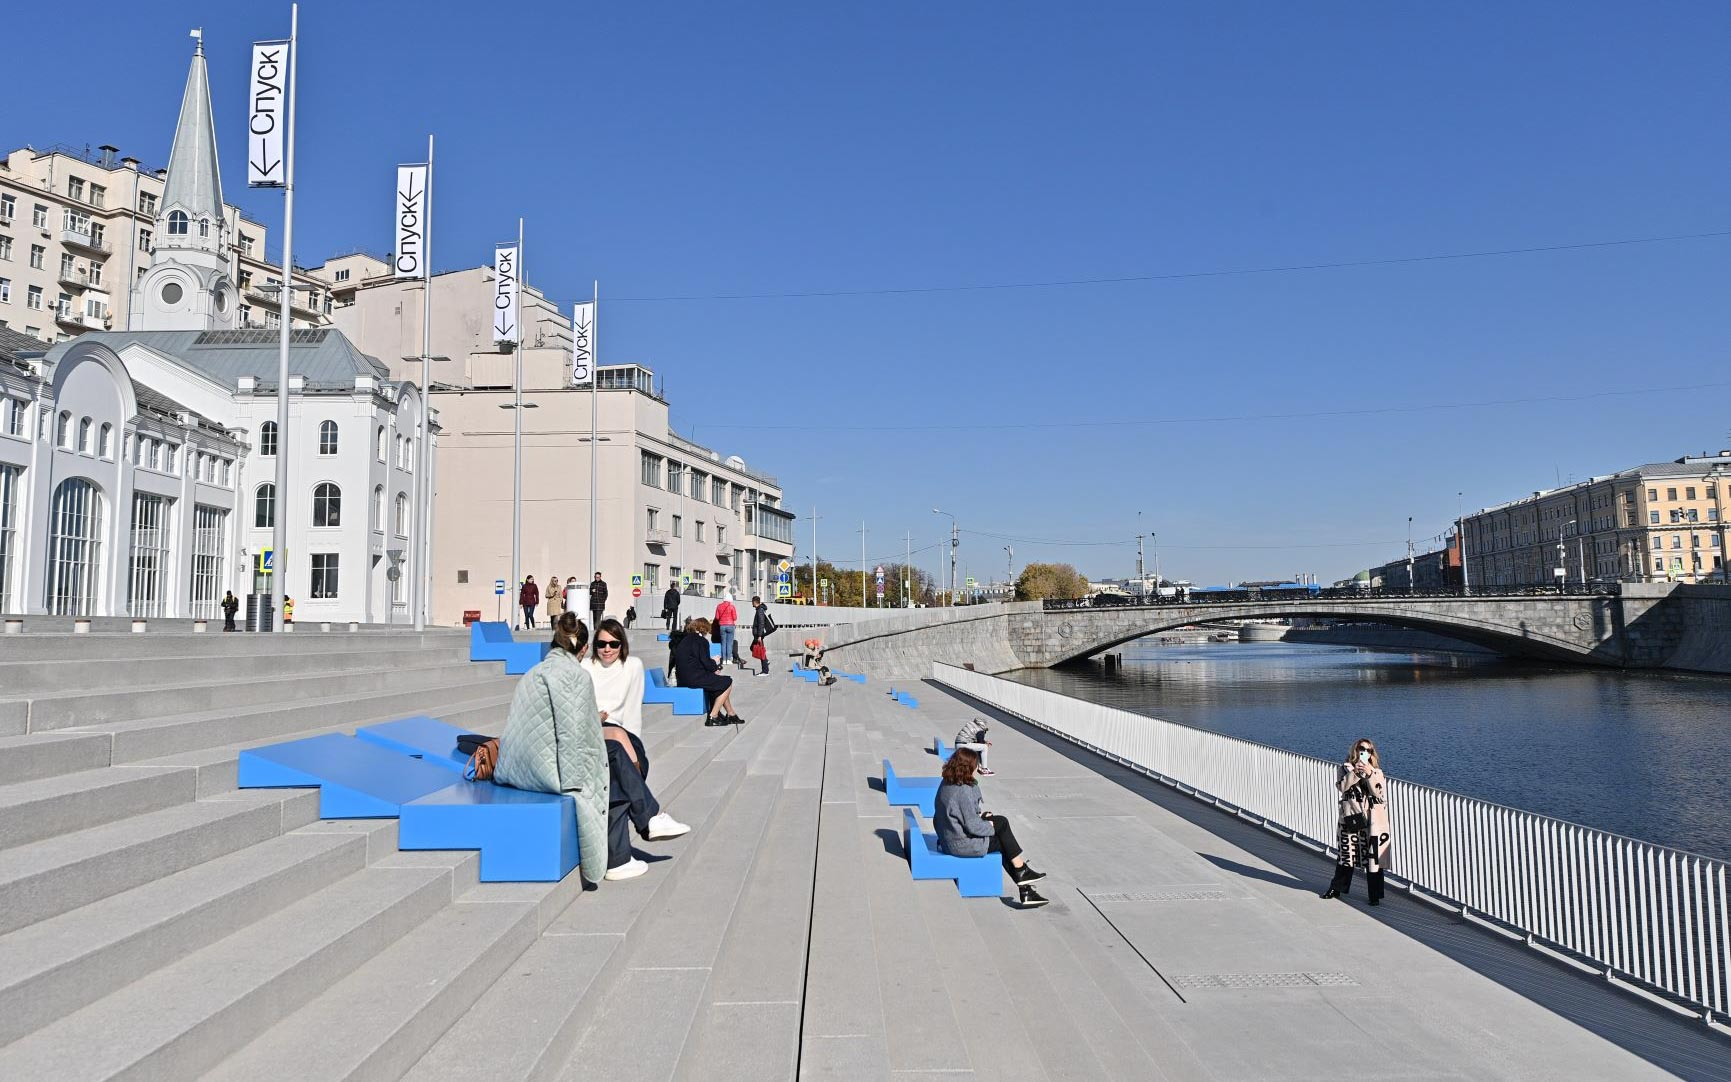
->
xmin=222 ymin=611 xmax=236 ymax=631
xmin=983 ymin=814 xmax=1023 ymax=873
xmin=590 ymin=606 xmax=605 ymax=630
xmin=665 ymin=607 xmax=679 ymax=631
xmin=607 ymin=732 xmax=659 ymax=869
xmin=754 ymin=635 xmax=769 ymax=673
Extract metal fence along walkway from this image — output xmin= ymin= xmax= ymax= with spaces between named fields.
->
xmin=933 ymin=662 xmax=1731 ymax=1028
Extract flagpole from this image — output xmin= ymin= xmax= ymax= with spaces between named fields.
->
xmin=413 ymin=132 xmax=433 ymax=631
xmin=269 ymin=2 xmax=298 ymax=633
xmin=588 ymin=280 xmax=599 ymax=588
xmin=510 ymin=217 xmax=524 ymax=627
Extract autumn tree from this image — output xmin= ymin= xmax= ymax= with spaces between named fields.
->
xmin=1014 ymin=562 xmax=1090 ymax=601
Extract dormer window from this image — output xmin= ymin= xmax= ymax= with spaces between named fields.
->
xmin=167 ymin=210 xmax=189 ymax=236
xmin=198 ymin=218 xmax=210 ymax=238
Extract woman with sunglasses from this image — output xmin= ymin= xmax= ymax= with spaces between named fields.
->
xmin=583 ymin=617 xmax=645 ymax=737
xmin=1322 ymin=737 xmax=1391 ymax=905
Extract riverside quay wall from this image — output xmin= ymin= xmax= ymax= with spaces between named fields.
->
xmin=817 ymin=584 xmax=1731 ymax=681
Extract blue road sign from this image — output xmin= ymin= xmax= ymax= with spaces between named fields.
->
xmin=494 ymin=579 xmax=506 ymax=596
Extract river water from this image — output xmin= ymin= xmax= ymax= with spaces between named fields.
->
xmin=1006 ymin=641 xmax=1731 ymax=862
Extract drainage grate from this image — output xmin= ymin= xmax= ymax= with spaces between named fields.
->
xmin=1169 ymin=972 xmax=1359 ymax=990
xmin=1089 ymin=890 xmax=1229 ymax=903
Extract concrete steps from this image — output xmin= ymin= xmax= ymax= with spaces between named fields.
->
xmin=0 ymin=643 xmax=473 ymax=699
xmin=0 ymin=860 xmax=467 ymax=1081
xmin=0 ymin=763 xmax=196 ymax=849
xmin=0 ymin=788 xmax=319 ymax=936
xmin=0 ymin=730 xmax=121 ymax=785
xmin=0 ymin=825 xmax=377 ymax=1046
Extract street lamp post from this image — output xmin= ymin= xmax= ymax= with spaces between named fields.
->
xmin=932 ymin=508 xmax=957 ymax=606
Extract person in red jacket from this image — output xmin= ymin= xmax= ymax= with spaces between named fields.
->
xmin=518 ymin=575 xmax=540 ymax=630
xmin=714 ymin=590 xmax=741 ymax=669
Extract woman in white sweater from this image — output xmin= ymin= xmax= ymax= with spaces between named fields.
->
xmin=582 ymin=617 xmax=646 ymax=737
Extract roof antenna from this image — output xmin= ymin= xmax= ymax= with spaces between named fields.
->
xmin=190 ymin=27 xmax=204 ymax=55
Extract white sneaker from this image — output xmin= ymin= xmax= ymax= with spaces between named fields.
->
xmin=645 ymin=813 xmax=691 ymax=840
xmin=604 ymin=858 xmax=648 ymax=881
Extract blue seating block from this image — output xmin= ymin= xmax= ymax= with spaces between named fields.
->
xmin=469 ymin=621 xmax=551 ymax=674
xmin=400 ymin=783 xmax=578 ymax=882
xmin=882 ymin=758 xmax=939 ymax=818
xmin=354 ymin=716 xmax=474 ymax=774
xmin=935 ymin=737 xmax=954 ymax=760
xmin=903 ymin=807 xmax=1002 ymax=897
xmin=792 ymin=663 xmax=820 ymax=683
xmin=836 ymin=672 xmax=867 ymax=684
xmin=656 ymin=633 xmax=670 ymax=642
xmin=644 ymin=667 xmax=705 ymax=715
xmin=892 ymin=692 xmax=919 ymax=709
xmin=238 ymin=734 xmax=459 ymax=818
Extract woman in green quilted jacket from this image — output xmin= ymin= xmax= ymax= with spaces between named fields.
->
xmin=493 ymin=611 xmax=611 ymax=885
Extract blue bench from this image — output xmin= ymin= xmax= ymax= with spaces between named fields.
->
xmin=644 ymin=667 xmax=705 ymax=715
xmin=238 ymin=733 xmax=460 ymax=818
xmin=791 ymin=663 xmax=822 ymax=683
xmin=934 ymin=737 xmax=954 ymax=760
xmin=834 ymin=672 xmax=867 ymax=684
xmin=240 ymin=727 xmax=579 ymax=883
xmin=400 ymin=782 xmax=577 ymax=882
xmin=903 ymin=807 xmax=1002 ymax=897
xmin=656 ymin=633 xmax=670 ymax=641
xmin=881 ymin=758 xmax=939 ymax=817
xmin=354 ymin=715 xmax=476 ymax=774
xmin=468 ymin=621 xmax=551 ymax=675
xmin=889 ymin=689 xmax=919 ymax=709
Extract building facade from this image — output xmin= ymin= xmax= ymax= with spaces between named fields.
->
xmin=1463 ymin=452 xmax=1731 ymax=586
xmin=0 ymin=38 xmax=434 ymax=625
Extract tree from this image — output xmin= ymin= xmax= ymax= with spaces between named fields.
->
xmin=1015 ymin=562 xmax=1089 ymax=601
xmin=790 ymin=560 xmax=939 ymax=607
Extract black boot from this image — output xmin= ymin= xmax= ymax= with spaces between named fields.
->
xmin=1367 ymin=871 xmax=1384 ymax=907
xmin=1018 ymin=885 xmax=1050 ymax=909
xmin=1321 ymin=865 xmax=1353 ymax=900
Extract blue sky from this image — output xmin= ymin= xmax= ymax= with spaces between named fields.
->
xmin=25 ymin=2 xmax=1731 ymax=586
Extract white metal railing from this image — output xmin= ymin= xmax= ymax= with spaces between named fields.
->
xmin=934 ymin=663 xmax=1731 ymax=1024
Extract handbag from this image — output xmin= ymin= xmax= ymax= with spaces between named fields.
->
xmin=463 ymin=737 xmax=501 ymax=782
xmin=1341 ymin=811 xmax=1369 ymax=833
xmin=751 ymin=640 xmax=768 ymax=661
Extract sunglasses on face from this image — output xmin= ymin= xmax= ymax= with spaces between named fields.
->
xmin=594 ymin=639 xmax=621 ymax=650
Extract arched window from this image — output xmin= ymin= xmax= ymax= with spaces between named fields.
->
xmin=313 ymin=482 xmax=341 ymax=527
xmin=375 ymin=425 xmax=386 ymax=462
xmin=98 ymin=423 xmax=113 ymax=458
xmin=258 ymin=421 xmax=277 ymax=457
xmin=394 ymin=492 xmax=410 ymax=537
xmin=371 ymin=486 xmax=383 ymax=532
xmin=167 ymin=210 xmax=188 ymax=236
xmin=254 ymin=483 xmax=275 ymax=528
xmin=318 ymin=420 xmax=338 ymax=455
xmin=56 ymin=411 xmax=72 ymax=448
xmin=78 ymin=417 xmax=93 ymax=454
xmin=46 ymin=478 xmax=102 ymax=615
xmin=198 ymin=218 xmax=210 ymax=238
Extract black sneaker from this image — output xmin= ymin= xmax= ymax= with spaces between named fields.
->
xmin=1012 ymin=865 xmax=1047 ymax=885
xmin=727 ymin=713 xmax=746 ymax=725
xmin=704 ymin=716 xmax=728 ymax=727
xmin=1018 ymin=886 xmax=1050 ymax=909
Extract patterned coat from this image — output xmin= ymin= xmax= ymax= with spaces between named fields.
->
xmin=493 ymin=650 xmax=609 ymax=884
xmin=1336 ymin=762 xmax=1392 ymax=871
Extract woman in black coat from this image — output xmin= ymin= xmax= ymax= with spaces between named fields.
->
xmin=673 ymin=617 xmax=742 ymax=725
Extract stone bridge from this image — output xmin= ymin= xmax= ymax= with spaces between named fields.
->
xmin=817 ymin=584 xmax=1728 ymax=681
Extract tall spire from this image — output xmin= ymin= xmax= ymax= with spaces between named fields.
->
xmin=161 ymin=30 xmax=225 ymax=229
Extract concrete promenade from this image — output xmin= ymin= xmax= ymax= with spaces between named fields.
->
xmin=0 ymin=630 xmax=1727 ymax=1078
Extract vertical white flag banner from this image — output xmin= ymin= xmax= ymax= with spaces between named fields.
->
xmin=393 ymin=165 xmax=428 ymax=279
xmin=570 ymin=301 xmax=595 ymax=386
xmin=493 ymin=245 xmax=519 ymax=343
xmin=247 ymin=40 xmax=290 ymax=187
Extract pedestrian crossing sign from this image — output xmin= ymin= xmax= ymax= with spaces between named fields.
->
xmin=776 ymin=583 xmax=791 ymax=598
xmin=631 ymin=575 xmax=643 ymax=587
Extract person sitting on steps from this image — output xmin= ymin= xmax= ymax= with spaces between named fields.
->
xmin=953 ymin=718 xmax=993 ymax=776
xmin=675 ymin=617 xmax=744 ymax=726
xmin=933 ymin=747 xmax=1048 ymax=908
xmin=801 ymin=638 xmax=836 ymax=685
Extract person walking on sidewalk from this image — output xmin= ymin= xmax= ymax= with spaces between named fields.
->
xmin=519 ymin=576 xmax=540 ymax=630
xmin=933 ymin=747 xmax=1048 ymax=908
xmin=1321 ymin=737 xmax=1391 ymax=905
xmin=589 ymin=571 xmax=609 ymax=628
xmin=221 ymin=590 xmax=240 ymax=632
xmin=714 ymin=591 xmax=740 ymax=670
xmin=662 ymin=584 xmax=681 ymax=632
xmin=750 ymin=595 xmax=777 ymax=675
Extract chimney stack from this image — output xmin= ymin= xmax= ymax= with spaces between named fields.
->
xmin=98 ymin=145 xmax=118 ymax=168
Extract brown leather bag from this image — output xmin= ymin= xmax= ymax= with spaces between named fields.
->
xmin=465 ymin=739 xmax=501 ymax=782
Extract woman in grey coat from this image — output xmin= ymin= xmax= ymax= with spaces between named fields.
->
xmin=1321 ymin=737 xmax=1392 ymax=905
xmin=932 ymin=748 xmax=1048 ymax=908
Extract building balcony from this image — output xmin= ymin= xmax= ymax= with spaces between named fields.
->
xmin=58 ymin=269 xmax=93 ymax=290
xmin=715 ymin=546 xmax=733 ymax=561
xmin=645 ymin=528 xmax=671 ymax=547
xmin=60 ymin=230 xmax=111 ymax=256
xmin=54 ymin=308 xmax=105 ymax=330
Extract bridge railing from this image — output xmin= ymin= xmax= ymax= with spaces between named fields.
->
xmin=1041 ymin=582 xmax=1622 ymax=610
xmin=933 ymin=662 xmax=1729 ymax=1025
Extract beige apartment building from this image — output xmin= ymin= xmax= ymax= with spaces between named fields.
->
xmin=332 ymin=269 xmax=797 ymax=625
xmin=0 ymin=144 xmax=332 ymax=343
xmin=1463 ymin=451 xmax=1731 ymax=585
